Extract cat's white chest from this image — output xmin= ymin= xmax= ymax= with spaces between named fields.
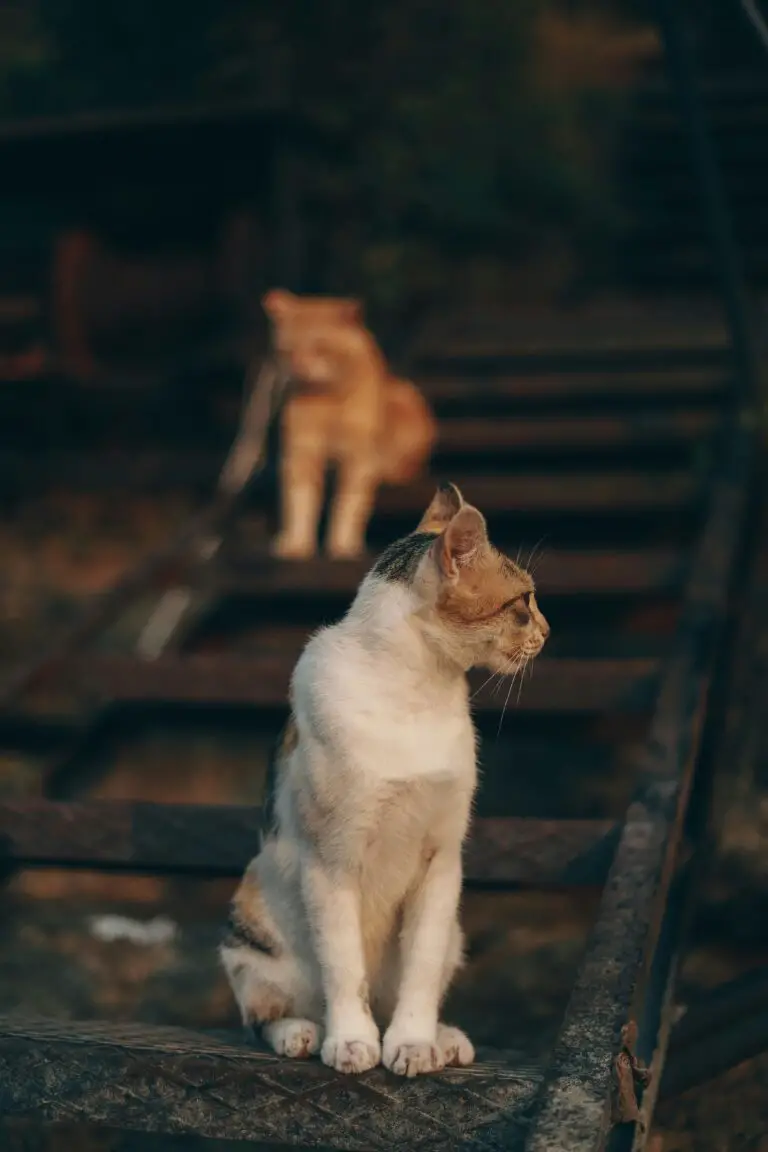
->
xmin=297 ymin=631 xmax=476 ymax=786
xmin=358 ymin=695 xmax=473 ymax=784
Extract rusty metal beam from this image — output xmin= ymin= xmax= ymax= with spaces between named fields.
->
xmin=0 ymin=450 xmax=221 ymax=491
xmin=0 ymin=411 xmax=717 ymax=490
xmin=0 ymin=492 xmax=243 ymax=712
xmin=660 ymin=1011 xmax=768 ymax=1103
xmin=0 ymin=799 xmax=618 ymax=886
xmin=659 ymin=965 xmax=768 ymax=1101
xmin=520 ymin=423 xmax=750 ymax=1152
xmin=414 ymin=319 xmax=730 ymax=361
xmin=437 ymin=410 xmax=717 ymax=452
xmin=0 ymin=99 xmax=291 ymax=142
xmin=465 ymin=817 xmax=619 ymax=886
xmin=378 ymin=472 xmax=698 ymax=516
xmin=69 ymin=653 xmax=660 ymax=713
xmin=421 ymin=367 xmax=727 ymax=404
xmin=210 ymin=547 xmax=687 ymax=598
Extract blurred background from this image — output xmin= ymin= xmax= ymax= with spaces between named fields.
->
xmin=1 ymin=2 xmax=768 ymax=1149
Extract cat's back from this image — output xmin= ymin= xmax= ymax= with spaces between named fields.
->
xmin=379 ymin=376 xmax=436 ymax=484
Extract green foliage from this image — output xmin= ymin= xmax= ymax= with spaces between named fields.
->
xmin=0 ymin=1 xmax=630 ymax=318
xmin=0 ymin=4 xmax=51 ymax=117
xmin=206 ymin=0 xmax=627 ymax=317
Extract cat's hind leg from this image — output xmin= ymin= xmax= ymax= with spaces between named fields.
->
xmin=263 ymin=1018 xmax=323 ymax=1059
xmin=325 ymin=456 xmax=378 ymax=560
xmin=272 ymin=426 xmax=326 ymax=560
xmin=220 ymin=867 xmax=323 ymax=1050
xmin=220 ymin=932 xmax=319 ymax=1036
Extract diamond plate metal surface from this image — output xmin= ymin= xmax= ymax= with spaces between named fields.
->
xmin=0 ymin=1017 xmax=542 ymax=1150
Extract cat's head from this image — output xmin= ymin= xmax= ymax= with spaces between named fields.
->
xmin=262 ymin=289 xmax=364 ymax=388
xmin=372 ymin=483 xmax=550 ymax=674
xmin=262 ymin=289 xmax=362 ymax=353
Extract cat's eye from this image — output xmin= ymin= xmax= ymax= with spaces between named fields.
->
xmin=500 ymin=592 xmax=532 ymax=614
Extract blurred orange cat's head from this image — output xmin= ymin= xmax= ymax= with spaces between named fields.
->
xmin=263 ymin=290 xmax=361 ymax=349
xmin=286 ymin=335 xmax=337 ymax=386
xmin=262 ymin=289 xmax=366 ymax=388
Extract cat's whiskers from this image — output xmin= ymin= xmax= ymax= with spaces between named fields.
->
xmin=492 ymin=652 xmax=522 ymax=696
xmin=525 ymin=535 xmax=549 ymax=572
xmin=496 ymin=672 xmax=517 ymax=739
xmin=516 ymin=654 xmax=531 ymax=706
xmin=470 ymin=669 xmax=502 ymax=701
xmin=493 ymin=652 xmax=525 ymax=737
xmin=529 ymin=550 xmax=547 ymax=579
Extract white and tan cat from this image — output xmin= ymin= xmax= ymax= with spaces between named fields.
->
xmin=220 ymin=483 xmax=550 ymax=1076
xmin=263 ymin=289 xmax=436 ymax=560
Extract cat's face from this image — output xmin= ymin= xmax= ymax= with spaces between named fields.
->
xmin=415 ymin=484 xmax=550 ymax=674
xmin=262 ymin=289 xmax=362 ymax=388
xmin=263 ymin=290 xmax=361 ymax=353
xmin=288 ymin=336 xmax=338 ymax=386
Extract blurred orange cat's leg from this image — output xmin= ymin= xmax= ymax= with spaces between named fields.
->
xmin=273 ymin=448 xmax=326 ymax=559
xmin=273 ymin=405 xmax=328 ymax=560
xmin=326 ymin=456 xmax=378 ymax=560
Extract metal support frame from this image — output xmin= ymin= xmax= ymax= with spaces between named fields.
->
xmin=656 ymin=0 xmax=760 ymax=406
xmin=521 ymin=422 xmax=750 ymax=1152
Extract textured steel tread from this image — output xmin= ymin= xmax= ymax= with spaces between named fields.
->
xmin=0 ymin=1016 xmax=543 ymax=1151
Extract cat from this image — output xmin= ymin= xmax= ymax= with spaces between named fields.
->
xmin=220 ymin=482 xmax=550 ymax=1076
xmin=262 ymin=288 xmax=437 ymax=560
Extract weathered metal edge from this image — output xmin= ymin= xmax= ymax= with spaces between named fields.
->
xmin=657 ymin=527 xmax=768 ymax=1102
xmin=504 ymin=421 xmax=750 ymax=1152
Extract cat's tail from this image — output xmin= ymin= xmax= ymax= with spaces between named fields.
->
xmin=380 ymin=376 xmax=438 ymax=484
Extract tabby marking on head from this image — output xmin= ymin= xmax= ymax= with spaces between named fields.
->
xmin=371 ymin=531 xmax=438 ymax=584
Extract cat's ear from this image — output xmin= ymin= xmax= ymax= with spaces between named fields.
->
xmin=418 ymin=482 xmax=465 ymax=532
xmin=339 ymin=299 xmax=363 ymax=324
xmin=437 ymin=505 xmax=488 ymax=579
xmin=262 ymin=289 xmax=295 ymax=321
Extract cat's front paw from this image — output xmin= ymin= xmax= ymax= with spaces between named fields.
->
xmin=321 ymin=1034 xmax=381 ymax=1075
xmin=382 ymin=1031 xmax=445 ymax=1078
xmin=437 ymin=1024 xmax=475 ymax=1068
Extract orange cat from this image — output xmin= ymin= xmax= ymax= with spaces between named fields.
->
xmin=263 ymin=289 xmax=436 ymax=560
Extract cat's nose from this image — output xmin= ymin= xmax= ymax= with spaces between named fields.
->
xmin=540 ymin=618 xmax=551 ymax=640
